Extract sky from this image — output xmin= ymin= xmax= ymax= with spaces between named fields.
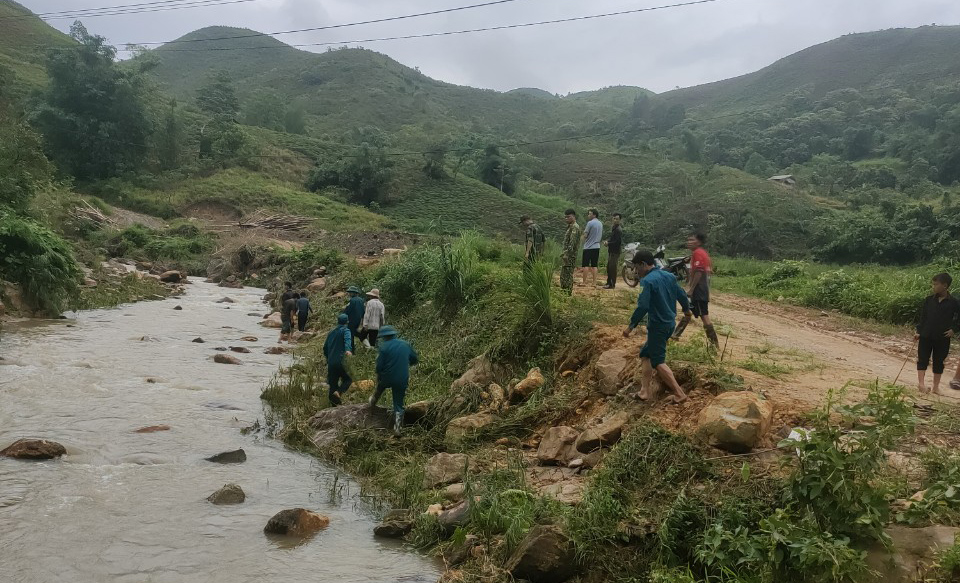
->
xmin=16 ymin=0 xmax=960 ymax=94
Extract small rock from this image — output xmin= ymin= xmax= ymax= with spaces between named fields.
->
xmin=264 ymin=346 xmax=288 ymax=355
xmin=192 ymin=337 xmax=205 ymax=343
xmin=867 ymin=525 xmax=960 ymax=582
xmin=510 ymin=367 xmax=545 ymax=403
xmin=451 ymin=355 xmax=503 ymax=390
xmin=1 ymin=438 xmax=67 ymax=460
xmin=424 ymin=453 xmax=473 ymax=489
xmin=374 ymin=520 xmax=413 ymax=538
xmin=438 ymin=501 xmax=470 ymax=530
xmin=496 ymin=437 xmax=511 ymax=446
xmin=173 ymin=305 xmax=183 ymax=311
xmin=575 ymin=413 xmax=630 ymax=453
xmin=216 ymin=297 xmax=235 ymax=304
xmin=205 ymin=448 xmax=246 ymax=463
xmin=240 ymin=336 xmax=258 ymax=342
xmin=443 ymin=534 xmax=480 ymax=567
xmin=260 ymin=312 xmax=283 ymax=329
xmin=207 ymin=483 xmax=245 ymax=505
xmin=505 ymin=525 xmax=577 ymax=583
xmin=425 ymin=503 xmax=444 ymax=517
xmin=247 ymin=312 xmax=262 ymax=317
xmin=582 ymin=450 xmax=604 ymax=469
xmin=537 ymin=426 xmax=579 ymax=465
xmin=445 ymin=412 xmax=498 ymax=445
xmin=595 ymin=349 xmax=629 ymax=396
xmin=403 ymin=400 xmax=431 ymax=424
xmin=567 ymin=458 xmax=584 ymax=469
xmin=146 ymin=377 xmax=157 ymax=383
xmin=307 ymin=278 xmax=327 ymax=293
xmin=486 ymin=383 xmax=506 ymax=411
xmin=696 ymin=391 xmax=774 ymax=453
xmin=264 ymin=508 xmax=330 ymax=536
xmin=230 ymin=346 xmax=251 ymax=354
xmin=134 ymin=425 xmax=170 ymax=433
xmin=159 ymin=270 xmax=183 ymax=283
xmin=443 ymin=483 xmax=466 ymax=501
xmin=214 ymin=354 xmax=242 ymax=365
xmin=214 ymin=346 xmax=228 ymax=351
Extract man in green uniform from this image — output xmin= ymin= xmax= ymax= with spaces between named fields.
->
xmin=560 ymin=209 xmax=581 ymax=295
xmin=369 ymin=326 xmax=419 ymax=436
xmin=342 ymin=285 xmax=365 ymax=351
xmin=521 ymin=215 xmax=545 ymax=266
xmin=323 ymin=314 xmax=353 ymax=405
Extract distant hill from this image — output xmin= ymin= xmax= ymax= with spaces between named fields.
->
xmin=663 ymin=25 xmax=960 ymax=115
xmin=0 ymin=0 xmax=72 ymax=95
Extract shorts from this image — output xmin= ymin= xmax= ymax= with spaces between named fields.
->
xmin=639 ymin=323 xmax=675 ymax=368
xmin=691 ymin=300 xmax=709 ymax=318
xmin=918 ymin=336 xmax=951 ymax=374
xmin=281 ymin=318 xmax=292 ymax=333
xmin=582 ymin=248 xmax=600 ymax=268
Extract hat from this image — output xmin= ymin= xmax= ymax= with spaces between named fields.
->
xmin=519 ymin=215 xmax=531 ymax=224
xmin=337 ymin=313 xmax=349 ymax=325
xmin=366 ymin=288 xmax=380 ymax=298
xmin=377 ymin=325 xmax=398 ymax=338
xmin=347 ymin=285 xmax=362 ymax=294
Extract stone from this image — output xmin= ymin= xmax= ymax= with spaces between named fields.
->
xmin=505 ymin=525 xmax=577 ymax=583
xmin=216 ymin=297 xmax=235 ymax=303
xmin=240 ymin=336 xmax=258 ymax=342
xmin=214 ymin=354 xmax=242 ymax=365
xmin=260 ymin=312 xmax=283 ymax=329
xmin=1 ymin=438 xmax=67 ymax=460
xmin=443 ymin=534 xmax=480 ymax=567
xmin=443 ymin=483 xmax=466 ymax=502
xmin=83 ymin=277 xmax=98 ymax=287
xmin=309 ymin=404 xmax=392 ymax=448
xmin=307 ymin=277 xmax=327 ymax=293
xmin=595 ymin=349 xmax=629 ymax=396
xmin=582 ymin=450 xmax=604 ymax=469
xmin=205 ymin=448 xmax=246 ymax=463
xmin=264 ymin=346 xmax=289 ymax=355
xmin=575 ymin=412 xmax=630 ymax=453
xmin=374 ymin=520 xmax=413 ymax=538
xmin=539 ymin=481 xmax=584 ymax=505
xmin=264 ymin=508 xmax=330 ymax=536
xmin=485 ymin=383 xmax=506 ymax=411
xmin=510 ymin=367 xmax=545 ymax=404
xmin=207 ymin=483 xmax=245 ymax=505
xmin=866 ymin=525 xmax=960 ymax=582
xmin=438 ymin=501 xmax=470 ymax=530
xmin=230 ymin=346 xmax=251 ymax=354
xmin=134 ymin=425 xmax=171 ymax=433
xmin=445 ymin=412 xmax=498 ymax=445
xmin=696 ymin=391 xmax=774 ymax=453
xmin=159 ymin=270 xmax=183 ymax=283
xmin=537 ymin=426 xmax=580 ymax=465
xmin=173 ymin=305 xmax=183 ymax=310
xmin=192 ymin=337 xmax=205 ymax=343
xmin=451 ymin=355 xmax=503 ymax=390
xmin=403 ymin=400 xmax=431 ymax=425
xmin=423 ymin=453 xmax=473 ymax=489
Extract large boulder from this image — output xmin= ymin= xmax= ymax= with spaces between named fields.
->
xmin=445 ymin=412 xmax=498 ymax=446
xmin=264 ymin=508 xmax=330 ymax=536
xmin=696 ymin=391 xmax=774 ymax=453
xmin=866 ymin=525 xmax=960 ymax=582
xmin=575 ymin=412 xmax=630 ymax=453
xmin=505 ymin=525 xmax=577 ymax=583
xmin=307 ymin=278 xmax=327 ymax=293
xmin=403 ymin=401 xmax=431 ymax=425
xmin=424 ymin=453 xmax=474 ymax=489
xmin=1 ymin=438 xmax=67 ymax=460
xmin=510 ymin=367 xmax=545 ymax=404
xmin=595 ymin=349 xmax=629 ymax=396
xmin=159 ymin=270 xmax=184 ymax=283
xmin=207 ymin=483 xmax=246 ymax=505
xmin=537 ymin=426 xmax=580 ymax=466
xmin=451 ymin=355 xmax=504 ymax=390
xmin=260 ymin=312 xmax=283 ymax=329
xmin=205 ymin=448 xmax=247 ymax=463
xmin=309 ymin=404 xmax=392 ymax=448
xmin=437 ymin=501 xmax=471 ymax=531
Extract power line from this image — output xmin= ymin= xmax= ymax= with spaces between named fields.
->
xmin=114 ymin=0 xmax=726 ymax=52
xmin=0 ymin=0 xmax=250 ymax=19
xmin=38 ymin=0 xmax=258 ymax=21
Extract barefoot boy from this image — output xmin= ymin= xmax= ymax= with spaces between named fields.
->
xmin=916 ymin=272 xmax=960 ymax=395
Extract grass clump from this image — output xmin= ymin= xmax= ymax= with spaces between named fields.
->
xmin=0 ymin=211 xmax=81 ymax=314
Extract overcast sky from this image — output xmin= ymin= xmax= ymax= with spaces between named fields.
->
xmin=17 ymin=0 xmax=960 ymax=94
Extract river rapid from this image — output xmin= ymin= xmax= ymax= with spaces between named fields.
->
xmin=0 ymin=281 xmax=439 ymax=583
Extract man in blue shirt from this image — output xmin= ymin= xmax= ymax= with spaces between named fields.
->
xmin=323 ymin=314 xmax=353 ymax=406
xmin=296 ymin=291 xmax=313 ymax=332
xmin=342 ymin=285 xmax=365 ymax=351
xmin=369 ymin=326 xmax=419 ymax=436
xmin=623 ymin=249 xmax=693 ymax=403
xmin=581 ymin=209 xmax=603 ymax=288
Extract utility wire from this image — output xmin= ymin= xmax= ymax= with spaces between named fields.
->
xmin=0 ymin=0 xmax=252 ymax=19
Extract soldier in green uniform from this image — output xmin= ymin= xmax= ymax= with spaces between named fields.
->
xmin=520 ymin=215 xmax=546 ymax=266
xmin=560 ymin=209 xmax=581 ymax=295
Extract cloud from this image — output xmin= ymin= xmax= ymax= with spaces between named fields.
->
xmin=19 ymin=0 xmax=960 ymax=93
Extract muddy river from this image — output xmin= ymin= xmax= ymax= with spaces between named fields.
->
xmin=0 ymin=281 xmax=439 ymax=583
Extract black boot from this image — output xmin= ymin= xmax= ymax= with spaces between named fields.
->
xmin=704 ymin=324 xmax=720 ymax=349
xmin=672 ymin=316 xmax=690 ymax=341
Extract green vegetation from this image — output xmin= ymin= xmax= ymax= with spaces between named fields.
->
xmin=0 ymin=211 xmax=81 ymax=314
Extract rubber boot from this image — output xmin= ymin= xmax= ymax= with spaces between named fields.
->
xmin=704 ymin=324 xmax=720 ymax=350
xmin=369 ymin=386 xmax=385 ymax=408
xmin=672 ymin=315 xmax=691 ymax=341
xmin=393 ymin=412 xmax=403 ymax=437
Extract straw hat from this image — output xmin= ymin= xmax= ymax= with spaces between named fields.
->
xmin=366 ymin=288 xmax=381 ymax=299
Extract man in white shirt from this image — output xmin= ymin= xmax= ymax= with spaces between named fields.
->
xmin=581 ymin=209 xmax=603 ymax=288
xmin=360 ymin=288 xmax=386 ymax=348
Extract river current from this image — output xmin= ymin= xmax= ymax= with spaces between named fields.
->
xmin=0 ymin=280 xmax=438 ymax=583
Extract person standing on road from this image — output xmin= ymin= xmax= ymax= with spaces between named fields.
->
xmin=581 ymin=209 xmax=603 ymax=288
xmin=342 ymin=285 xmax=365 ymax=351
xmin=916 ymin=273 xmax=960 ymax=395
xmin=369 ymin=326 xmax=419 ymax=436
xmin=623 ymin=250 xmax=693 ymax=404
xmin=521 ymin=215 xmax=546 ymax=266
xmin=323 ymin=313 xmax=353 ymax=405
xmin=672 ymin=233 xmax=720 ymax=349
xmin=279 ymin=292 xmax=299 ymax=343
xmin=560 ymin=209 xmax=581 ymax=295
xmin=360 ymin=288 xmax=386 ymax=348
xmin=603 ymin=213 xmax=623 ymax=289
xmin=296 ymin=291 xmax=313 ymax=332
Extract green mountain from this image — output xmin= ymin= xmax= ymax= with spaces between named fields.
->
xmin=0 ymin=0 xmax=72 ymax=95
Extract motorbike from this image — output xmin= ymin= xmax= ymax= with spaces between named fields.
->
xmin=622 ymin=243 xmax=690 ymax=287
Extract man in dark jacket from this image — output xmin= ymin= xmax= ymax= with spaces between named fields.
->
xmin=603 ymin=213 xmax=623 ymax=289
xmin=916 ymin=272 xmax=960 ymax=395
xmin=323 ymin=313 xmax=353 ymax=405
xmin=279 ymin=292 xmax=299 ymax=344
xmin=369 ymin=326 xmax=419 ymax=436
xmin=342 ymin=285 xmax=365 ymax=351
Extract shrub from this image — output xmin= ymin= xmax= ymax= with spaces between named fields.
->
xmin=0 ymin=212 xmax=81 ymax=314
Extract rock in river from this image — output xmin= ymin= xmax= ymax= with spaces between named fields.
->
xmin=159 ymin=270 xmax=184 ymax=283
xmin=230 ymin=346 xmax=251 ymax=354
xmin=207 ymin=483 xmax=246 ymax=505
xmin=214 ymin=354 xmax=242 ymax=365
xmin=205 ymin=448 xmax=246 ymax=464
xmin=374 ymin=520 xmax=413 ymax=538
xmin=264 ymin=508 xmax=330 ymax=536
xmin=192 ymin=337 xmax=205 ymax=343
xmin=134 ymin=425 xmax=171 ymax=433
xmin=1 ymin=438 xmax=67 ymax=460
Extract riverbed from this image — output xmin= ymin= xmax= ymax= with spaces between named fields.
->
xmin=0 ymin=281 xmax=439 ymax=583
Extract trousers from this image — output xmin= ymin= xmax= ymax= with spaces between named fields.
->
xmin=918 ymin=336 xmax=951 ymax=374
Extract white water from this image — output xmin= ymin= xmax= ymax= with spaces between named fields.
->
xmin=0 ymin=281 xmax=438 ymax=583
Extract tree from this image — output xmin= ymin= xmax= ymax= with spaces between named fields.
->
xmin=422 ymin=145 xmax=447 ymax=179
xmin=306 ymin=127 xmax=393 ymax=205
xmin=743 ymin=152 xmax=775 ymax=177
xmin=154 ymin=99 xmax=184 ymax=171
xmin=244 ymin=89 xmax=285 ymax=131
xmin=196 ymin=70 xmax=239 ymax=118
xmin=31 ymin=22 xmax=151 ymax=180
xmin=477 ymin=145 xmax=516 ymax=194
xmin=284 ymin=104 xmax=307 ymax=134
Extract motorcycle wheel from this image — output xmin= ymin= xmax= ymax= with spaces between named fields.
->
xmin=622 ymin=265 xmax=640 ymax=288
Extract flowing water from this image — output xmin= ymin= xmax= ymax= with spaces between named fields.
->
xmin=0 ymin=281 xmax=439 ymax=583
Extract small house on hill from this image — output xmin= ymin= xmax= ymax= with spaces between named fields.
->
xmin=768 ymin=175 xmax=797 ymax=187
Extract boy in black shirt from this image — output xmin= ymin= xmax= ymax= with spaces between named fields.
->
xmin=916 ymin=272 xmax=960 ymax=395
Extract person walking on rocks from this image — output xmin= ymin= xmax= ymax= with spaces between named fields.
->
xmin=622 ymin=249 xmax=693 ymax=404
xmin=296 ymin=291 xmax=313 ymax=333
xmin=560 ymin=209 xmax=581 ymax=295
xmin=915 ymin=272 xmax=960 ymax=395
xmin=581 ymin=209 xmax=603 ymax=288
xmin=369 ymin=326 xmax=419 ymax=436
xmin=342 ymin=286 xmax=365 ymax=351
xmin=279 ymin=292 xmax=299 ymax=343
xmin=360 ymin=288 xmax=386 ymax=348
xmin=603 ymin=213 xmax=623 ymax=289
xmin=323 ymin=314 xmax=353 ymax=405
xmin=280 ymin=281 xmax=297 ymax=304
xmin=521 ymin=215 xmax=545 ymax=266
xmin=672 ymin=233 xmax=720 ymax=349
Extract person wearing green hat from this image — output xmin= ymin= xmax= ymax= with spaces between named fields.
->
xmin=369 ymin=326 xmax=419 ymax=436
xmin=342 ymin=285 xmax=365 ymax=351
xmin=323 ymin=313 xmax=353 ymax=405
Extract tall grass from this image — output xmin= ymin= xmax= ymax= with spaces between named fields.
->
xmin=0 ymin=212 xmax=81 ymax=314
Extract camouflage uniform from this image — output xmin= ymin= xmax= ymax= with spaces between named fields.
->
xmin=560 ymin=221 xmax=581 ymax=294
xmin=525 ymin=222 xmax=546 ymax=262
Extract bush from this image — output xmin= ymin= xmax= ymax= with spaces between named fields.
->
xmin=0 ymin=212 xmax=81 ymax=314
